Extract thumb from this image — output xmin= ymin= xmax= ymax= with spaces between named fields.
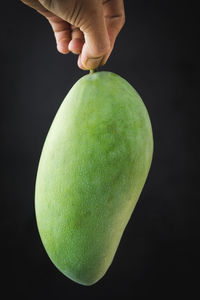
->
xmin=79 ymin=7 xmax=110 ymax=70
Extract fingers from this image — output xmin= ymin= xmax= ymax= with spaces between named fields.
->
xmin=38 ymin=8 xmax=85 ymax=56
xmin=46 ymin=15 xmax=71 ymax=54
xmin=68 ymin=26 xmax=84 ymax=55
xmin=45 ymin=16 xmax=84 ymax=55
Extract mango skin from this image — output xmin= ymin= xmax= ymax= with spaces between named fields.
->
xmin=35 ymin=71 xmax=153 ymax=286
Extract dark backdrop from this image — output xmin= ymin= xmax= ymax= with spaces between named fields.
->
xmin=1 ymin=1 xmax=199 ymax=299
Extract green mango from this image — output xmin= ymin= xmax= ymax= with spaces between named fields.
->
xmin=35 ymin=71 xmax=153 ymax=286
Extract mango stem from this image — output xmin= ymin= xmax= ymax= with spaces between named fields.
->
xmin=90 ymin=69 xmax=97 ymax=74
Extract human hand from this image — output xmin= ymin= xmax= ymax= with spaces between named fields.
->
xmin=21 ymin=0 xmax=125 ymax=70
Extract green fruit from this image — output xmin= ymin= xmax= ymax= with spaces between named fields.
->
xmin=35 ymin=71 xmax=153 ymax=286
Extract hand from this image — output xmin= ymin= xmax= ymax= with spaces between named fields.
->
xmin=21 ymin=0 xmax=125 ymax=70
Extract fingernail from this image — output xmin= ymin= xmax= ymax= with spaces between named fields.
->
xmin=85 ymin=57 xmax=103 ymax=70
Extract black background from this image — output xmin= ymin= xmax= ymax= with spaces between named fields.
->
xmin=1 ymin=1 xmax=199 ymax=299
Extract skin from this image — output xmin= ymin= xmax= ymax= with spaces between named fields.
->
xmin=35 ymin=72 xmax=153 ymax=285
xmin=20 ymin=0 xmax=125 ymax=70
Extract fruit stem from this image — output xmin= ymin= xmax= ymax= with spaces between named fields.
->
xmin=90 ymin=69 xmax=97 ymax=74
